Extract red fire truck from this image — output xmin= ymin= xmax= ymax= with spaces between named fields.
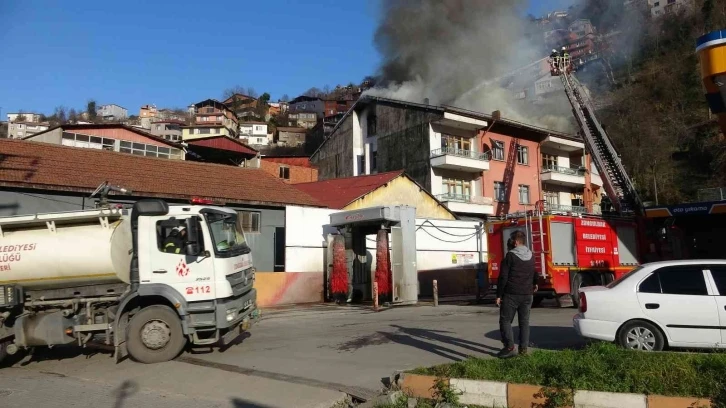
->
xmin=486 ymin=204 xmax=640 ymax=307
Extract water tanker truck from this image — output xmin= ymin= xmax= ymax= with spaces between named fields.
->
xmin=0 ymin=199 xmax=258 ymax=364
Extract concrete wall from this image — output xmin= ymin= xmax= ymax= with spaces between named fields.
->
xmin=372 ymin=103 xmax=441 ymax=190
xmin=312 ymin=111 xmax=354 ymax=179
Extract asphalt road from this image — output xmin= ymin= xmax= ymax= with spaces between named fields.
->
xmin=0 ymin=302 xmax=582 ymax=408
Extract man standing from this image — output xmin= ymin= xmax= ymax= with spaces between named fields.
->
xmin=496 ymin=230 xmax=537 ymax=358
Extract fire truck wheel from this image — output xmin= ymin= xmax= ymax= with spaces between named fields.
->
xmin=570 ymin=273 xmax=594 ymax=308
xmin=617 ymin=320 xmax=665 ymax=352
xmin=532 ymin=296 xmax=544 ymax=308
xmin=603 ymin=273 xmax=616 ymax=285
xmin=0 ymin=341 xmax=8 ymax=365
xmin=126 ymin=305 xmax=187 ymax=364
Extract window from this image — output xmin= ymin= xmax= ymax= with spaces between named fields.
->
xmin=544 ymin=190 xmax=559 ymax=206
xmin=494 ymin=181 xmax=505 ymax=201
xmin=443 ymin=178 xmax=471 ymax=198
xmin=155 ymin=217 xmax=204 ymax=253
xmin=367 ymin=113 xmax=377 ymax=136
xmin=656 ymin=266 xmax=708 ymax=296
xmin=357 ymin=154 xmax=365 ymax=174
xmin=709 ymin=267 xmax=726 ymax=295
xmin=638 ymin=273 xmax=661 ymax=293
xmin=279 ymin=166 xmax=290 ymax=180
xmin=206 ymin=107 xmax=214 ymax=113
xmin=156 ymin=125 xmax=161 ymax=130
xmin=371 ymin=150 xmax=377 ymax=171
xmin=238 ymin=211 xmax=261 ymax=233
xmin=441 ymin=135 xmax=471 ymax=151
xmin=517 ymin=145 xmax=529 ymax=165
xmin=542 ymin=154 xmax=558 ymax=170
xmin=518 ymin=184 xmax=530 ymax=204
xmin=217 ymin=116 xmax=223 ymax=122
xmin=492 ymin=140 xmax=504 ymax=161
xmin=199 ymin=128 xmax=211 ymax=134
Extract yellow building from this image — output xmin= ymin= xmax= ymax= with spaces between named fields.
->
xmin=183 ymin=99 xmax=239 ymax=140
xmin=295 ymin=171 xmax=456 ymax=220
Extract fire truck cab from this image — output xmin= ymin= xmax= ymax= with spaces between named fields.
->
xmin=486 ymin=206 xmax=640 ymax=308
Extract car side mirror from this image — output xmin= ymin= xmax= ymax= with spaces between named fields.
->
xmin=185 ymin=217 xmax=203 ymax=256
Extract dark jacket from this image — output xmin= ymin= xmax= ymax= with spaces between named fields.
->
xmin=497 ymin=245 xmax=537 ymax=298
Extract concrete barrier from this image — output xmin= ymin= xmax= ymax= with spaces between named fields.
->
xmin=450 ymin=378 xmax=507 ymax=407
xmin=254 ymin=272 xmax=324 ymax=307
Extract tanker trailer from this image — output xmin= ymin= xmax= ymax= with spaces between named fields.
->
xmin=0 ymin=199 xmax=258 ymax=364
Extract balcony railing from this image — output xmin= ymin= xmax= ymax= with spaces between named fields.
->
xmin=544 ymin=203 xmax=587 ymax=214
xmin=431 ymin=147 xmax=491 ymax=161
xmin=541 ymin=165 xmax=586 ymax=176
xmin=437 ymin=194 xmax=494 ymax=205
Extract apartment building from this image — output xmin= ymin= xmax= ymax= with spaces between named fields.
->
xmin=97 ymin=104 xmax=128 ymax=120
xmin=7 ymin=112 xmax=42 ymax=123
xmin=182 ymin=99 xmax=239 ymax=140
xmin=648 ymin=0 xmax=693 ymax=17
xmin=8 ymin=122 xmax=50 ymax=139
xmin=149 ymin=120 xmax=184 ymax=142
xmin=277 ymin=127 xmax=307 ymax=146
xmin=223 ymin=94 xmax=262 ymax=121
xmin=288 ymin=111 xmax=318 ymax=129
xmin=311 ymin=96 xmax=602 ymax=219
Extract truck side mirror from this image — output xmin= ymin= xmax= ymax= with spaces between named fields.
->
xmin=185 ymin=217 xmax=203 ymax=256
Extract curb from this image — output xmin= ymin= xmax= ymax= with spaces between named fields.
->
xmin=397 ymin=374 xmax=712 ymax=408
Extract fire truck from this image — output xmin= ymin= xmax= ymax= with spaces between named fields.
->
xmin=486 ymin=55 xmax=648 ymax=307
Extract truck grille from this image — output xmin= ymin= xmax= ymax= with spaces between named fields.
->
xmin=226 ymin=268 xmax=254 ymax=296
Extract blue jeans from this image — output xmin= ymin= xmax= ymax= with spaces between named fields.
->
xmin=499 ymin=294 xmax=533 ymax=349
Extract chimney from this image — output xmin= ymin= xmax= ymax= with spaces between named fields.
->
xmin=492 ymin=110 xmax=501 ymax=121
xmin=423 ymin=98 xmax=430 ymax=105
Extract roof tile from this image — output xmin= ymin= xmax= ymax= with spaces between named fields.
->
xmin=294 ymin=171 xmax=404 ymax=209
xmin=0 ymin=139 xmax=321 ymax=207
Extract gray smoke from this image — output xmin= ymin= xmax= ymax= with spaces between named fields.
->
xmin=366 ymin=0 xmax=575 ymax=132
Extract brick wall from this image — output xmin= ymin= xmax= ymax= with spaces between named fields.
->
xmin=260 ymin=159 xmax=318 ymax=184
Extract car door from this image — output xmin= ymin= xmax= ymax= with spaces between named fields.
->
xmin=636 ymin=265 xmax=720 ymax=346
xmin=705 ymin=266 xmax=726 ymax=347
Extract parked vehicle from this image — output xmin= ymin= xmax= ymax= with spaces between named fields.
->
xmin=0 ymin=199 xmax=258 ymax=364
xmin=573 ymin=260 xmax=726 ymax=351
xmin=486 ymin=205 xmax=640 ymax=308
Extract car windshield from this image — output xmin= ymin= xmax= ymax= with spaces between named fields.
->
xmin=206 ymin=212 xmax=250 ymax=255
xmin=606 ymin=266 xmax=644 ymax=289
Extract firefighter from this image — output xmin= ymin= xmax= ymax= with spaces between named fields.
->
xmin=600 ymin=193 xmax=612 ymax=213
xmin=549 ymin=49 xmax=560 ymax=75
xmin=163 ymin=226 xmax=186 ymax=254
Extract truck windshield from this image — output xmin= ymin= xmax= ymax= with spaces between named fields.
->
xmin=205 ymin=212 xmax=251 ymax=257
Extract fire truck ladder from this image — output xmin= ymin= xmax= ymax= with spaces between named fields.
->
xmin=498 ymin=137 xmax=519 ymax=216
xmin=558 ymin=70 xmax=643 ymax=215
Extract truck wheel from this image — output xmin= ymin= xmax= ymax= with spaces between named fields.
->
xmin=532 ymin=296 xmax=544 ymax=308
xmin=570 ymin=273 xmax=592 ymax=308
xmin=0 ymin=341 xmax=8 ymax=365
xmin=126 ymin=305 xmax=186 ymax=364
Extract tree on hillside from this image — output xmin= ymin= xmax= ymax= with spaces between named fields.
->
xmin=68 ymin=108 xmax=78 ymax=123
xmin=87 ymin=100 xmax=97 ymax=122
xmin=280 ymin=94 xmax=291 ymax=102
xmin=14 ymin=112 xmax=27 ymax=122
xmin=53 ymin=106 xmax=67 ymax=126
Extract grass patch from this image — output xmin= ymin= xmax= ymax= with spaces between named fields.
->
xmin=413 ymin=343 xmax=726 ymax=402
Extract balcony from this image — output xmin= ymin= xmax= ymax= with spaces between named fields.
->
xmin=437 ymin=194 xmax=494 ymax=215
xmin=430 ymin=147 xmax=490 ymax=172
xmin=541 ymin=165 xmax=586 ymax=187
xmin=542 ymin=135 xmax=584 ymax=152
xmin=544 ymin=203 xmax=587 ymax=214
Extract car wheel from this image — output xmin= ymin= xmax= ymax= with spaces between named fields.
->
xmin=126 ymin=305 xmax=187 ymax=364
xmin=618 ymin=320 xmax=665 ymax=352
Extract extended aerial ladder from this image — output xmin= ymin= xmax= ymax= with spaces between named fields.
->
xmin=550 ymin=57 xmax=644 ymax=216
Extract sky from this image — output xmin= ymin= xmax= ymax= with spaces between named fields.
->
xmin=0 ymin=0 xmax=573 ymax=117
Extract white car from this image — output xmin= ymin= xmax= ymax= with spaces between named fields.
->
xmin=573 ymin=260 xmax=726 ymax=351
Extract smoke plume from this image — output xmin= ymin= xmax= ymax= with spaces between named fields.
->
xmin=367 ymin=0 xmax=575 ymax=132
